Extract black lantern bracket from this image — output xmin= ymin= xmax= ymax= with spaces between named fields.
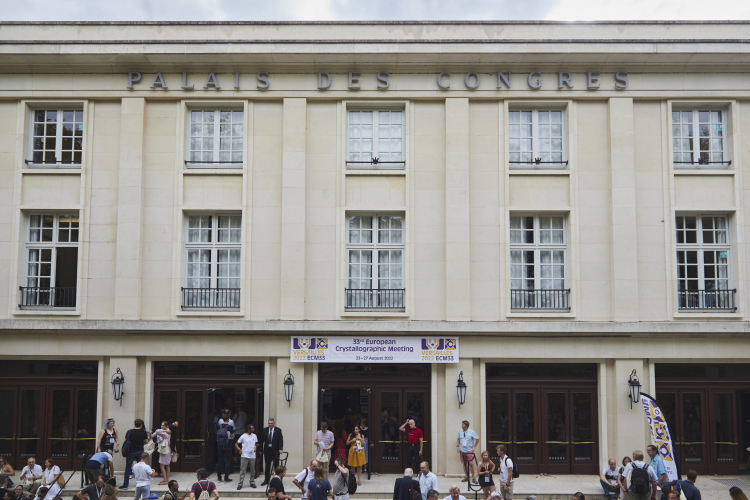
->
xmin=111 ymin=367 xmax=125 ymax=407
xmin=283 ymin=369 xmax=295 ymax=407
xmin=628 ymin=369 xmax=642 ymax=409
xmin=456 ymin=371 xmax=467 ymax=408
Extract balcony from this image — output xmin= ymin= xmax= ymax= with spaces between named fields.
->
xmin=677 ymin=289 xmax=736 ymax=311
xmin=511 ymin=289 xmax=570 ymax=311
xmin=19 ymin=286 xmax=76 ymax=308
xmin=345 ymin=288 xmax=405 ymax=311
xmin=181 ymin=288 xmax=241 ymax=310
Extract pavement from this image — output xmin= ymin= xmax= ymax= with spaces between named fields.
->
xmin=54 ymin=471 xmax=750 ymax=500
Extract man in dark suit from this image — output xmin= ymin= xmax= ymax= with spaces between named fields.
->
xmin=393 ymin=468 xmax=420 ymax=500
xmin=259 ymin=418 xmax=284 ymax=486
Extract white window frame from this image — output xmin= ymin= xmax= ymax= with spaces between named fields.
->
xmin=675 ymin=214 xmax=734 ymax=310
xmin=671 ymin=107 xmax=729 ymax=169
xmin=508 ymin=108 xmax=567 ymax=170
xmin=509 ymin=214 xmax=569 ymax=310
xmin=346 ymin=109 xmax=405 ymax=170
xmin=22 ymin=212 xmax=80 ymax=308
xmin=345 ymin=214 xmax=405 ymax=309
xmin=183 ymin=213 xmax=242 ymax=309
xmin=28 ymin=107 xmax=84 ymax=168
xmin=186 ymin=107 xmax=244 ymax=168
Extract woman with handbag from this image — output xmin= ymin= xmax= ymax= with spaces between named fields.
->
xmin=40 ymin=459 xmax=61 ymax=500
xmin=152 ymin=422 xmax=172 ymax=486
xmin=346 ymin=427 xmax=366 ymax=487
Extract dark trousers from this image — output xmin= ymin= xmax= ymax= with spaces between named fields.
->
xmin=121 ymin=450 xmax=143 ymax=487
xmin=264 ymin=450 xmax=279 ymax=483
xmin=217 ymin=443 xmax=232 ymax=478
xmin=601 ymin=479 xmax=620 ymax=498
xmin=407 ymin=443 xmax=420 ymax=471
xmin=85 ymin=461 xmax=104 ymax=483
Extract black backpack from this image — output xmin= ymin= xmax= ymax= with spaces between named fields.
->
xmin=347 ymin=467 xmax=357 ymax=495
xmin=504 ymin=457 xmax=520 ymax=479
xmin=121 ymin=430 xmax=131 ymax=458
xmin=408 ymin=480 xmax=421 ymax=500
xmin=631 ymin=463 xmax=651 ymax=496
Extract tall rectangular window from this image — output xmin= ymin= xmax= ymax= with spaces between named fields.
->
xmin=29 ymin=109 xmax=84 ymax=166
xmin=676 ymin=215 xmax=734 ymax=310
xmin=346 ymin=214 xmax=404 ymax=309
xmin=187 ymin=109 xmax=244 ymax=167
xmin=21 ymin=213 xmax=79 ymax=307
xmin=510 ymin=214 xmax=569 ymax=310
xmin=509 ymin=110 xmax=566 ymax=169
xmin=671 ymin=109 xmax=728 ymax=168
xmin=346 ymin=110 xmax=404 ymax=169
xmin=183 ymin=213 xmax=242 ymax=309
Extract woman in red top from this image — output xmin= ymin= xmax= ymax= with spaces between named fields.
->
xmin=334 ymin=425 xmax=348 ymax=465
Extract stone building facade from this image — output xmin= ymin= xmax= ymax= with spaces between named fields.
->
xmin=0 ymin=21 xmax=749 ymax=477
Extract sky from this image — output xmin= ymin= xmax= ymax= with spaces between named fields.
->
xmin=1 ymin=0 xmax=749 ymax=21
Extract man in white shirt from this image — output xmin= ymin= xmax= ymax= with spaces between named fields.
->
xmin=132 ymin=453 xmax=156 ymax=500
xmin=20 ymin=458 xmax=43 ymax=494
xmin=442 ymin=485 xmax=467 ymax=500
xmin=418 ymin=462 xmax=438 ymax=500
xmin=600 ymin=459 xmax=620 ymax=499
xmin=292 ymin=460 xmax=319 ymax=500
xmin=617 ymin=450 xmax=657 ymax=500
xmin=496 ymin=445 xmax=514 ymax=500
xmin=235 ymin=424 xmax=259 ymax=490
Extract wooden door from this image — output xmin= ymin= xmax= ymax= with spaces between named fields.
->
xmin=543 ymin=389 xmax=569 ymax=474
xmin=153 ymin=387 xmax=207 ymax=472
xmin=708 ymin=390 xmax=738 ymax=474
xmin=17 ymin=386 xmax=44 ymax=468
xmin=373 ymin=387 xmax=429 ymax=474
xmin=0 ymin=388 xmax=17 ymax=468
xmin=512 ymin=389 xmax=541 ymax=475
xmin=570 ymin=390 xmax=598 ymax=474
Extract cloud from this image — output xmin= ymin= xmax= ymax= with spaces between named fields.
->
xmin=544 ymin=0 xmax=750 ymax=20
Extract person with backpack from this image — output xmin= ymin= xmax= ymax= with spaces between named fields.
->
xmin=152 ymin=422 xmax=172 ymax=486
xmin=189 ymin=469 xmax=218 ymax=500
xmin=306 ymin=468 xmax=332 ymax=500
xmin=618 ymin=450 xmax=657 ymax=500
xmin=496 ymin=445 xmax=515 ymax=500
xmin=392 ymin=468 xmax=421 ymax=500
xmin=331 ymin=458 xmax=349 ymax=500
xmin=292 ymin=460 xmax=319 ymax=500
xmin=661 ymin=470 xmax=701 ymax=500
xmin=119 ymin=420 xmax=152 ymax=491
xmin=216 ymin=410 xmax=235 ymax=483
xmin=162 ymin=480 xmax=189 ymax=500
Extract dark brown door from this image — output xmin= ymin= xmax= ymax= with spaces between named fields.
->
xmin=570 ymin=391 xmax=598 ymax=474
xmin=47 ymin=387 xmax=74 ymax=469
xmin=374 ymin=387 xmax=429 ymax=474
xmin=487 ymin=389 xmax=541 ymax=475
xmin=0 ymin=389 xmax=17 ymax=467
xmin=154 ymin=388 xmax=206 ymax=472
xmin=543 ymin=389 xmax=568 ymax=474
xmin=657 ymin=390 xmax=709 ymax=474
xmin=17 ymin=386 xmax=44 ymax=469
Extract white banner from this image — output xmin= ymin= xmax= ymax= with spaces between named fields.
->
xmin=640 ymin=393 xmax=679 ymax=481
xmin=291 ymin=336 xmax=459 ymax=363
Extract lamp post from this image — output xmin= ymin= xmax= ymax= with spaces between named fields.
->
xmin=111 ymin=367 xmax=125 ymax=407
xmin=628 ymin=369 xmax=642 ymax=409
xmin=283 ymin=369 xmax=295 ymax=407
xmin=456 ymin=371 xmax=467 ymax=408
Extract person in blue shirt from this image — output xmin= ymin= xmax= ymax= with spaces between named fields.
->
xmin=84 ymin=452 xmax=114 ymax=484
xmin=646 ymin=446 xmax=668 ymax=487
xmin=661 ymin=470 xmax=701 ymax=500
xmin=456 ymin=421 xmax=479 ymax=485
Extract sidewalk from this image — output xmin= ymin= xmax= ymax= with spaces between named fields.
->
xmin=55 ymin=471 xmax=749 ymax=500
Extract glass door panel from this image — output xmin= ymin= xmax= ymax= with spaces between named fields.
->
xmin=571 ymin=392 xmax=597 ymax=473
xmin=0 ymin=389 xmax=15 ymax=467
xmin=545 ymin=392 xmax=568 ymax=468
xmin=183 ymin=390 xmax=204 ymax=468
xmin=74 ymin=389 xmax=97 ymax=463
xmin=378 ymin=391 xmax=401 ymax=473
xmin=406 ymin=391 xmax=428 ymax=471
xmin=514 ymin=392 xmax=538 ymax=468
xmin=49 ymin=389 xmax=73 ymax=468
xmin=156 ymin=390 xmax=180 ymax=469
xmin=19 ymin=390 xmax=41 ymax=460
xmin=682 ymin=392 xmax=706 ymax=468
xmin=712 ymin=392 xmax=737 ymax=473
xmin=488 ymin=392 xmax=510 ymax=467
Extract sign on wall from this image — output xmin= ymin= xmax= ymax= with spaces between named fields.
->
xmin=290 ymin=336 xmax=459 ymax=363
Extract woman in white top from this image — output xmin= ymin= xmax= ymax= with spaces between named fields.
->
xmin=41 ymin=459 xmax=60 ymax=500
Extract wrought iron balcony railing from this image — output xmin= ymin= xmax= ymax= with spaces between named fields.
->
xmin=181 ymin=288 xmax=241 ymax=309
xmin=677 ymin=289 xmax=736 ymax=311
xmin=511 ymin=289 xmax=570 ymax=311
xmin=19 ymin=286 xmax=76 ymax=307
xmin=345 ymin=288 xmax=405 ymax=310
